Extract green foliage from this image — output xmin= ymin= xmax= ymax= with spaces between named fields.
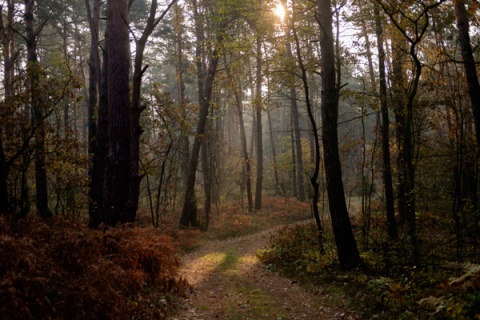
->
xmin=0 ymin=217 xmax=188 ymax=320
xmin=258 ymin=223 xmax=336 ymax=276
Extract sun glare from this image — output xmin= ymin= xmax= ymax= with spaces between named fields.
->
xmin=273 ymin=3 xmax=285 ymax=21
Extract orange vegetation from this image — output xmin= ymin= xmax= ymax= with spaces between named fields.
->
xmin=0 ymin=217 xmax=188 ymax=320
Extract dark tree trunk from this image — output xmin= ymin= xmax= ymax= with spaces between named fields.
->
xmin=25 ymin=0 xmax=51 ymax=219
xmin=317 ymin=0 xmax=360 ymax=270
xmin=0 ymin=0 xmax=16 ymax=214
xmin=0 ymin=136 xmax=7 ymax=213
xmin=254 ymin=35 xmax=263 ymax=210
xmin=180 ymin=31 xmax=224 ymax=228
xmin=88 ymin=28 xmax=108 ymax=228
xmin=390 ymin=37 xmax=407 ymax=226
xmin=374 ymin=3 xmax=397 ymax=239
xmin=291 ymin=19 xmax=323 ymax=246
xmin=455 ymin=0 xmax=480 ymax=151
xmin=86 ymin=0 xmax=103 ymax=228
xmin=105 ymin=0 xmax=131 ymax=226
xmin=201 ymin=131 xmax=212 ymax=230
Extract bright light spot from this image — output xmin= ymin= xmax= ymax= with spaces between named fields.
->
xmin=273 ymin=3 xmax=285 ymax=21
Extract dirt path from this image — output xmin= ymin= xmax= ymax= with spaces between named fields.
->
xmin=171 ymin=225 xmax=359 ymax=320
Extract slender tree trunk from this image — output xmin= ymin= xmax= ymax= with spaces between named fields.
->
xmin=174 ymin=2 xmax=190 ymax=186
xmin=0 ymin=135 xmax=7 ymax=213
xmin=374 ymin=3 xmax=397 ymax=239
xmin=266 ymin=104 xmax=281 ymax=196
xmin=0 ymin=0 xmax=16 ymax=214
xmin=254 ymin=35 xmax=263 ymax=210
xmin=390 ymin=36 xmax=407 ymax=226
xmin=105 ymin=0 xmax=131 ymax=226
xmin=128 ymin=0 xmax=177 ymax=222
xmin=317 ymin=0 xmax=360 ymax=270
xmin=89 ymin=28 xmax=108 ymax=228
xmin=225 ymin=54 xmax=253 ymax=212
xmin=291 ymin=18 xmax=323 ymax=246
xmin=86 ymin=0 xmax=103 ymax=227
xmin=281 ymin=0 xmax=305 ymax=201
xmin=180 ymin=31 xmax=224 ymax=228
xmin=201 ymin=129 xmax=211 ymax=230
xmin=25 ymin=0 xmax=51 ymax=219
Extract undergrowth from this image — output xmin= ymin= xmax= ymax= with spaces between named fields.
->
xmin=0 ymin=216 xmax=188 ymax=320
xmin=205 ymin=197 xmax=311 ymax=240
xmin=258 ymin=222 xmax=480 ymax=320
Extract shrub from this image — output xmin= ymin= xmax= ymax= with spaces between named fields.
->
xmin=0 ymin=216 xmax=188 ymax=320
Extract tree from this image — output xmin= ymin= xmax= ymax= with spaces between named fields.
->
xmin=225 ymin=53 xmax=254 ymax=212
xmin=85 ymin=0 xmax=103 ymax=228
xmin=128 ymin=0 xmax=178 ymax=223
xmin=454 ymin=0 xmax=480 ymax=150
xmin=377 ymin=0 xmax=445 ymax=265
xmin=180 ymin=0 xmax=227 ymax=228
xmin=0 ymin=0 xmax=16 ymax=214
xmin=25 ymin=0 xmax=51 ymax=219
xmin=280 ymin=0 xmax=306 ymax=202
xmin=254 ymin=31 xmax=264 ymax=210
xmin=316 ymin=0 xmax=361 ymax=269
xmin=104 ymin=0 xmax=131 ymax=226
xmin=374 ymin=2 xmax=397 ymax=239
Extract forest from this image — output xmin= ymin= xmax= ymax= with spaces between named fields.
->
xmin=1 ymin=0 xmax=480 ymax=319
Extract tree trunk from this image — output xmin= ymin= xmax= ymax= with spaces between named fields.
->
xmin=390 ymin=36 xmax=407 ymax=226
xmin=0 ymin=136 xmax=7 ymax=213
xmin=254 ymin=35 xmax=263 ymax=210
xmin=317 ymin=0 xmax=360 ymax=270
xmin=455 ymin=0 xmax=480 ymax=151
xmin=88 ymin=26 xmax=108 ymax=228
xmin=173 ymin=2 xmax=190 ymax=186
xmin=86 ymin=0 xmax=103 ymax=228
xmin=25 ymin=0 xmax=51 ymax=219
xmin=374 ymin=3 xmax=397 ymax=239
xmin=105 ymin=0 xmax=131 ymax=226
xmin=291 ymin=18 xmax=323 ymax=246
xmin=201 ymin=131 xmax=211 ymax=230
xmin=281 ymin=0 xmax=305 ymax=201
xmin=266 ymin=104 xmax=281 ymax=196
xmin=180 ymin=30 xmax=224 ymax=228
xmin=0 ymin=0 xmax=16 ymax=214
xmin=225 ymin=54 xmax=253 ymax=212
xmin=128 ymin=0 xmax=177 ymax=223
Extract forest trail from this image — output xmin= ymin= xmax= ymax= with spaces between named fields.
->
xmin=171 ymin=223 xmax=359 ymax=320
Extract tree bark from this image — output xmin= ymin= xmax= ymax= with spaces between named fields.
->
xmin=0 ymin=0 xmax=16 ymax=214
xmin=454 ymin=0 xmax=480 ymax=151
xmin=281 ymin=0 xmax=305 ymax=201
xmin=105 ymin=0 xmax=131 ymax=226
xmin=180 ymin=29 xmax=224 ymax=228
xmin=254 ymin=35 xmax=263 ymax=210
xmin=225 ymin=53 xmax=253 ymax=212
xmin=374 ymin=3 xmax=397 ymax=239
xmin=291 ymin=16 xmax=323 ymax=246
xmin=317 ymin=0 xmax=360 ymax=269
xmin=86 ymin=0 xmax=103 ymax=228
xmin=25 ymin=0 xmax=51 ymax=219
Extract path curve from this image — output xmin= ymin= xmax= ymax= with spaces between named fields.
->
xmin=170 ymin=224 xmax=359 ymax=320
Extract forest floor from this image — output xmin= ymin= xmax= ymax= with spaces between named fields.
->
xmin=170 ymin=222 xmax=360 ymax=320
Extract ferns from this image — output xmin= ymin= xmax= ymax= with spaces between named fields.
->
xmin=0 ymin=217 xmax=188 ymax=320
